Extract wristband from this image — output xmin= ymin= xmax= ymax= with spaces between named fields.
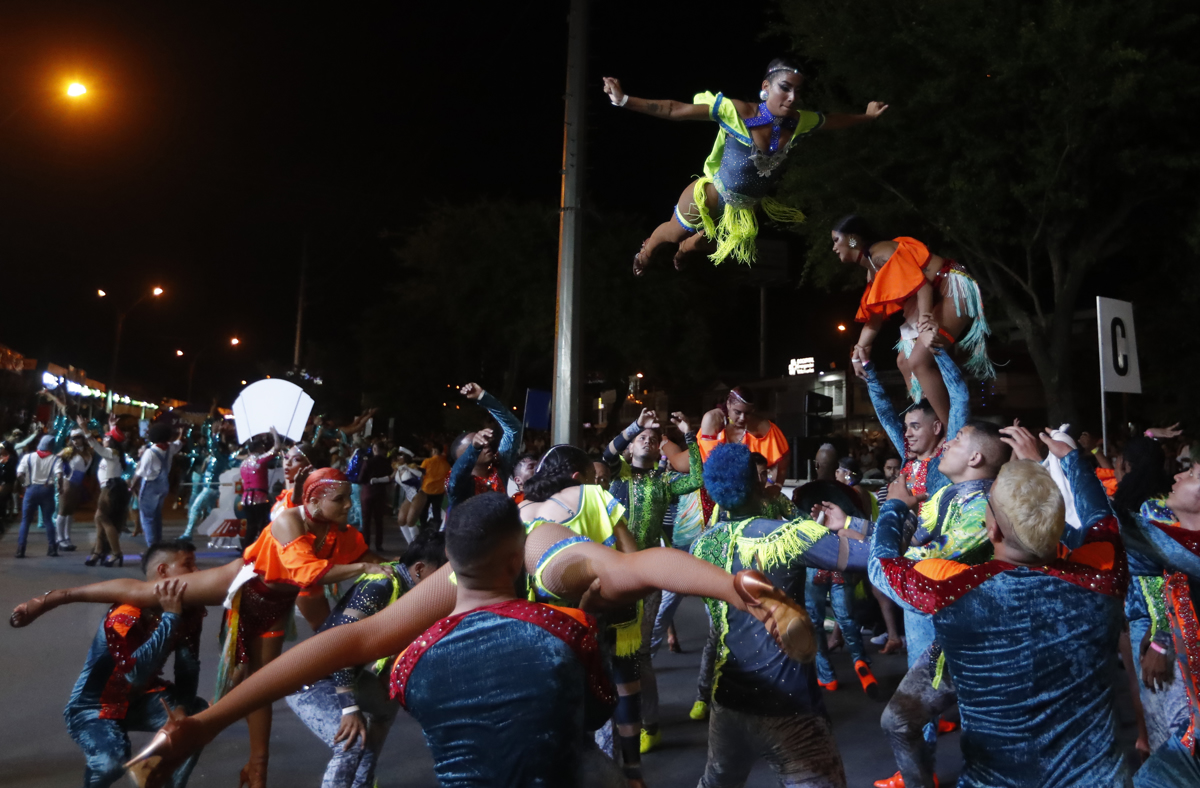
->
xmin=1144 ymin=430 xmax=1156 ymax=439
xmin=612 ymin=94 xmax=629 ymax=107
xmin=341 ymin=705 xmax=361 ymax=716
xmin=698 ymin=434 xmax=718 ymax=441
xmin=1150 ymin=641 xmax=1168 ymax=655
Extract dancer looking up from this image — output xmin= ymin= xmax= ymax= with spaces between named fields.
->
xmin=833 ymin=215 xmax=995 ymax=416
xmin=10 ymin=468 xmax=393 ymax=788
xmin=603 ymin=58 xmax=887 ymax=273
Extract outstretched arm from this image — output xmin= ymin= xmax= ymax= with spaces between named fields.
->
xmin=932 ymin=349 xmax=969 ymax=438
xmin=601 ymin=78 xmax=711 ymax=120
xmin=862 ymin=362 xmax=906 ymax=458
xmin=470 ymin=387 xmax=523 ymax=479
xmin=820 ymin=102 xmax=888 ymax=130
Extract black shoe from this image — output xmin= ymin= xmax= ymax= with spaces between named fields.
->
xmin=47 ymin=546 xmax=60 ymax=557
xmin=14 ymin=545 xmax=25 ymax=558
xmin=61 ymin=543 xmax=77 ymax=552
xmin=84 ymin=554 xmax=102 ymax=567
xmin=103 ymin=554 xmax=124 ymax=568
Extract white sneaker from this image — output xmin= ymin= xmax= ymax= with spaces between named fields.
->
xmin=870 ymin=632 xmax=889 ymax=646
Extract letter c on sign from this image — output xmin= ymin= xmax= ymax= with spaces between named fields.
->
xmin=1111 ymin=319 xmax=1128 ymax=376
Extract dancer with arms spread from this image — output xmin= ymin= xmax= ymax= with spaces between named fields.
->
xmin=603 ymin=58 xmax=887 ymax=274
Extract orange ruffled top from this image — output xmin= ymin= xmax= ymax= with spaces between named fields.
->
xmin=242 ymin=522 xmax=369 ymax=589
xmin=855 ymin=237 xmax=932 ymax=323
xmin=698 ymin=421 xmax=790 ymax=466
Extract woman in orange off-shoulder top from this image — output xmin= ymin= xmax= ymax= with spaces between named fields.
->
xmin=9 ymin=467 xmax=392 ymax=788
xmin=831 ymin=214 xmax=995 ymax=429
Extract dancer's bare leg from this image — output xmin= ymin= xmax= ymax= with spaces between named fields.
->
xmin=296 ymin=594 xmax=332 ymax=632
xmin=10 ymin=559 xmax=243 ymax=626
xmin=406 ymin=492 xmax=427 ymax=529
xmin=634 ymin=181 xmax=718 ymax=276
xmin=872 ymin=583 xmax=904 ymax=653
xmin=242 ymin=632 xmax=284 ymax=788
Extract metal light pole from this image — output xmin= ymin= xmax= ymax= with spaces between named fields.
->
xmin=552 ymin=0 xmax=587 ymax=447
xmin=293 ymin=235 xmax=307 ymax=369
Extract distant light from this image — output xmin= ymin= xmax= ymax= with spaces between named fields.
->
xmin=443 ymin=402 xmax=446 ymax=406
xmin=837 ymin=324 xmax=846 ymax=331
xmin=230 ymin=338 xmax=239 ymax=346
xmin=175 ymin=350 xmax=183 ymax=356
xmin=265 ymin=374 xmax=270 ymax=378
xmin=512 ymin=406 xmax=517 ymax=410
xmin=67 ymin=83 xmax=87 ymax=97
xmin=152 ymin=287 xmax=164 ymax=296
xmin=241 ymin=380 xmax=247 ymax=385
xmin=97 ymin=289 xmax=106 ymax=297
xmin=788 ymin=357 xmax=816 ymax=376
xmin=636 ymin=372 xmax=644 ymax=379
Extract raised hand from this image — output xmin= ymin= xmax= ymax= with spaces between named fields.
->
xmin=865 ymin=101 xmax=889 ymax=119
xmin=601 ymin=77 xmax=625 ymax=105
xmin=637 ymin=408 xmax=660 ymax=430
xmin=669 ymin=412 xmax=692 ymax=435
xmin=1038 ymin=428 xmax=1076 ymax=460
xmin=459 ymin=382 xmax=484 ymax=401
xmin=472 ymin=428 xmax=494 ymax=449
xmin=999 ymin=422 xmax=1042 ymax=462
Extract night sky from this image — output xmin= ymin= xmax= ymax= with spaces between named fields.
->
xmin=0 ymin=2 xmax=859 ymax=405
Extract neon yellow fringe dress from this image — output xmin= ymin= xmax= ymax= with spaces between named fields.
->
xmin=676 ymin=93 xmax=824 ymax=265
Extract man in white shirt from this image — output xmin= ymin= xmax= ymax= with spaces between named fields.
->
xmin=132 ymin=422 xmax=184 ymax=546
xmin=16 ymin=435 xmax=64 ymax=557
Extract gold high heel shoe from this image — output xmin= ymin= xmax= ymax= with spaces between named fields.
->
xmin=734 ymin=569 xmax=818 ymax=664
xmin=123 ymin=700 xmax=201 ymax=788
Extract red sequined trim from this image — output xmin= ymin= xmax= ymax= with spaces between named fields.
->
xmin=389 ymin=599 xmax=614 ymax=710
xmin=1165 ymin=571 xmax=1200 ymax=755
xmin=881 ymin=517 xmax=1128 ymax=614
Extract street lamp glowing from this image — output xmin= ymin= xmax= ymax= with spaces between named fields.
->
xmin=837 ymin=324 xmax=846 ymax=332
xmin=152 ymin=287 xmax=163 ymax=296
xmin=241 ymin=380 xmax=247 ymax=385
xmin=67 ymin=83 xmax=87 ymax=97
xmin=230 ymin=337 xmax=239 ymax=346
xmin=175 ymin=350 xmax=183 ymax=356
xmin=636 ymin=372 xmax=644 ymax=379
xmin=97 ymin=289 xmax=106 ymax=297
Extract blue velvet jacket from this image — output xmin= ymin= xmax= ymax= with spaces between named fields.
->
xmin=869 ymin=452 xmax=1130 ymax=787
xmin=391 ymin=600 xmax=614 ymax=787
xmin=447 ymin=391 xmax=524 ymax=509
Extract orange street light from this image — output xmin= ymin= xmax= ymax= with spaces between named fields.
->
xmin=175 ymin=350 xmax=183 ymax=357
xmin=152 ymin=287 xmax=164 ymax=296
xmin=837 ymin=324 xmax=846 ymax=332
xmin=230 ymin=337 xmax=240 ymax=346
xmin=66 ymin=83 xmax=87 ymax=98
xmin=97 ymin=289 xmax=106 ymax=297
xmin=241 ymin=380 xmax=247 ymax=385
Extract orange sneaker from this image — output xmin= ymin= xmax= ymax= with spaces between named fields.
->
xmin=873 ymin=772 xmax=939 ymax=788
xmin=855 ymin=659 xmax=880 ymax=700
xmin=817 ymin=678 xmax=839 ymax=691
xmin=937 ymin=718 xmax=959 ymax=735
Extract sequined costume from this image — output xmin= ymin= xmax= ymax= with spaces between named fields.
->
xmin=677 ymin=93 xmax=823 ymax=265
xmin=64 ymin=604 xmax=208 ymax=787
xmin=869 ymin=460 xmax=1130 ymax=788
xmin=446 ymin=391 xmax=524 ymax=510
xmin=697 ymin=418 xmax=790 ymax=467
xmin=182 ymin=421 xmax=238 ymax=541
xmin=604 ymin=424 xmax=704 ymax=550
xmin=285 ymin=567 xmax=413 ymax=788
xmin=1117 ymin=506 xmax=1200 ymax=786
xmin=389 ymin=599 xmax=621 ymax=788
xmin=690 ymin=514 xmax=848 ymax=785
xmin=215 ymin=517 xmax=369 ymax=698
xmin=239 ymin=450 xmax=276 ymax=548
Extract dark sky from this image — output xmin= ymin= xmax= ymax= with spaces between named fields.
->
xmin=0 ymin=2 xmax=850 ymax=403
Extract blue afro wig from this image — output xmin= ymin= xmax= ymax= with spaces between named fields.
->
xmin=703 ymin=443 xmax=757 ymax=511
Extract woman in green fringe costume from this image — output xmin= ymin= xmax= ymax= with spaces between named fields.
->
xmin=602 ymin=57 xmax=887 ymax=275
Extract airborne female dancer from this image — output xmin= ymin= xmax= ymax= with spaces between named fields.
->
xmin=603 ymin=58 xmax=887 ymax=274
xmin=10 ymin=468 xmax=390 ymax=788
xmin=85 ymin=448 xmax=816 ymax=786
xmin=833 ymin=214 xmax=995 ymax=427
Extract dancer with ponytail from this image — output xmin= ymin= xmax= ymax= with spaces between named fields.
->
xmin=832 ymin=214 xmax=995 ymax=422
xmin=603 ymin=58 xmax=887 ymax=274
xmin=10 ymin=467 xmax=393 ymax=788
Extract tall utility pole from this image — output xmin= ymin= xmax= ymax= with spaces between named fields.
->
xmin=552 ymin=0 xmax=587 ymax=446
xmin=294 ymin=235 xmax=307 ymax=369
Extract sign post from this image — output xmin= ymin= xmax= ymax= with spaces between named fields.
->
xmin=1096 ymin=297 xmax=1142 ymax=453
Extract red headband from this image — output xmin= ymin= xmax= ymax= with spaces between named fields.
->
xmin=107 ymin=427 xmax=125 ymax=444
xmin=303 ymin=467 xmax=349 ymax=504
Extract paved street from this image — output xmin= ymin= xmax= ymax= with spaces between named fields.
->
xmin=1 ymin=507 xmax=1140 ymax=787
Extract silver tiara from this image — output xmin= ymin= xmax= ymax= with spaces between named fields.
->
xmin=767 ymin=67 xmax=802 ymax=77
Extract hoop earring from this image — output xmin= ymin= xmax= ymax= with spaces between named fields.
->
xmin=759 ymin=89 xmax=769 ymax=102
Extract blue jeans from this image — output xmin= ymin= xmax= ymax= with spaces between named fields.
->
xmin=18 ymin=483 xmax=57 ymax=548
xmin=806 ymin=569 xmax=868 ymax=684
xmin=139 ymin=473 xmax=170 ymax=546
xmin=182 ymin=487 xmax=218 ymax=540
xmin=285 ymin=678 xmax=398 ymax=788
xmin=1135 ymin=730 xmax=1200 ymax=788
xmin=65 ymin=690 xmax=207 ymax=788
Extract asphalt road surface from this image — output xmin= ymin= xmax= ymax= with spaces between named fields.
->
xmin=1 ymin=506 xmax=1140 ymax=787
